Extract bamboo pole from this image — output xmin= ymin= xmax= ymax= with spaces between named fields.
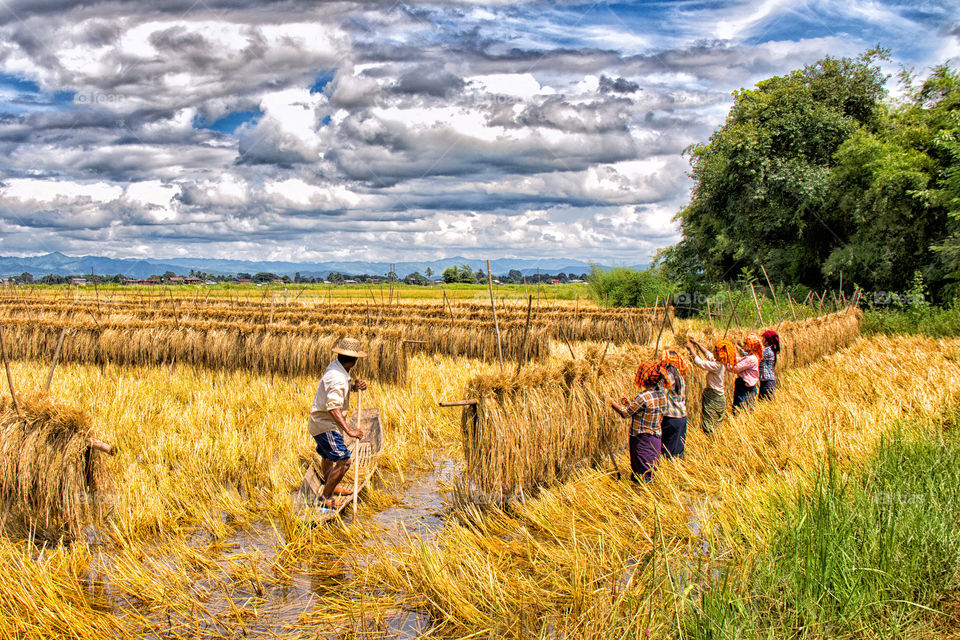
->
xmin=0 ymin=325 xmax=20 ymax=419
xmin=749 ymin=283 xmax=764 ymax=327
xmin=760 ymin=265 xmax=782 ymax=321
xmin=724 ymin=289 xmax=744 ymax=338
xmin=487 ymin=260 xmax=504 ymax=370
xmin=515 ymin=295 xmax=533 ymax=376
xmin=353 ymin=387 xmax=361 ymax=517
xmin=45 ymin=327 xmax=68 ymax=391
xmin=439 ymin=399 xmax=478 ymax=407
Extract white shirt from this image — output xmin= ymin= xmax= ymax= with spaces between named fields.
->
xmin=693 ymin=353 xmax=726 ymax=394
xmin=307 ymin=360 xmax=351 ymax=436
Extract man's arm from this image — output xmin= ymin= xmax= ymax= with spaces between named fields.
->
xmin=330 ymin=408 xmax=363 ymax=440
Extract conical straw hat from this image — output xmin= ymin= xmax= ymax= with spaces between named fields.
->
xmin=333 ymin=337 xmax=367 ymax=358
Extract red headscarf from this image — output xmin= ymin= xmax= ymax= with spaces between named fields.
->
xmin=762 ymin=330 xmax=781 ymax=354
xmin=743 ymin=333 xmax=763 ymax=362
xmin=635 ymin=360 xmax=673 ymax=388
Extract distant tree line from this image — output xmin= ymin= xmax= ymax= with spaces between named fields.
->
xmin=4 ymin=267 xmax=590 ymax=286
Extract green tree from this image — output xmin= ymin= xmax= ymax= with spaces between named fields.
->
xmin=666 ymin=50 xmax=889 ymax=289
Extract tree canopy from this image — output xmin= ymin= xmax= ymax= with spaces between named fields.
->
xmin=660 ymin=50 xmax=960 ymax=301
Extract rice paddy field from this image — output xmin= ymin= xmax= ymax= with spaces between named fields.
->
xmin=0 ymin=286 xmax=958 ymax=639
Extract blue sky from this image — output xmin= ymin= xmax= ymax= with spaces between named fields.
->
xmin=0 ymin=0 xmax=956 ymax=264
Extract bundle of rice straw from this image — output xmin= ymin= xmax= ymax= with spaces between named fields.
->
xmin=0 ymin=394 xmax=109 ymax=538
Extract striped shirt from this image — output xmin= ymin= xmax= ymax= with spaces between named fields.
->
xmin=760 ymin=347 xmax=777 ymax=381
xmin=624 ymin=387 xmax=668 ymax=436
xmin=663 ymin=365 xmax=686 ymax=418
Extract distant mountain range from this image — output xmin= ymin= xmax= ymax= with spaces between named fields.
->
xmin=0 ymin=252 xmax=646 ymax=279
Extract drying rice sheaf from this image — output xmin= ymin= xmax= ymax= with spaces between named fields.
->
xmin=460 ymin=308 xmax=862 ymax=501
xmin=0 ymin=394 xmax=108 ymax=537
xmin=0 ymin=295 xmax=661 ymax=345
xmin=0 ymin=320 xmax=409 ymax=384
xmin=377 ymin=334 xmax=960 ymax=636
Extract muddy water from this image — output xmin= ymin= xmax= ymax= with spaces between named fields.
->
xmin=77 ymin=458 xmax=457 ymax=638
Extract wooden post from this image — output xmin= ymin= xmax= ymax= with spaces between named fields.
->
xmin=652 ymin=298 xmax=671 ymax=356
xmin=787 ymin=293 xmax=798 ymax=321
xmin=749 ymin=283 xmax=764 ymax=327
xmin=487 ymin=260 xmax=504 ymax=370
xmin=439 ymin=399 xmax=478 ymax=407
xmin=353 ymin=388 xmax=361 ymax=517
xmin=515 ymin=295 xmax=533 ymax=375
xmin=760 ymin=265 xmax=782 ymax=321
xmin=724 ymin=289 xmax=744 ymax=338
xmin=706 ymin=298 xmax=714 ymax=328
xmin=45 ymin=327 xmax=67 ymax=391
xmin=0 ymin=325 xmax=20 ymax=419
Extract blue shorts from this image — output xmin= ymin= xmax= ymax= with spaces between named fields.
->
xmin=314 ymin=431 xmax=351 ymax=462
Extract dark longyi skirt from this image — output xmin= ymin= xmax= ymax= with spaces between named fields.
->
xmin=629 ymin=433 xmax=661 ymax=483
xmin=732 ymin=377 xmax=757 ymax=414
xmin=661 ymin=416 xmax=687 ymax=459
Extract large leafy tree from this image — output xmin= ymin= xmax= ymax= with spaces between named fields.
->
xmin=666 ymin=52 xmax=960 ymax=300
xmin=671 ymin=51 xmax=889 ymax=288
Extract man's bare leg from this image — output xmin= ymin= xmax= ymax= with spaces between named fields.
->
xmin=320 ymin=458 xmax=352 ymax=507
xmin=319 ymin=458 xmax=351 ymax=495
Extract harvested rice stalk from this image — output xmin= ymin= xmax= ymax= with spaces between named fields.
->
xmin=459 ymin=308 xmax=862 ymax=502
xmin=0 ymin=394 xmax=109 ymax=537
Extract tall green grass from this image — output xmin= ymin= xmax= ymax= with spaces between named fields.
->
xmin=685 ymin=416 xmax=960 ymax=639
xmin=862 ymin=306 xmax=960 ymax=337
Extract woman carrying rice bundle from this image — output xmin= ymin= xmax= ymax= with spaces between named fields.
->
xmin=658 ymin=348 xmax=688 ymax=459
xmin=608 ymin=361 xmax=671 ymax=483
xmin=730 ymin=333 xmax=762 ymax=414
xmin=686 ymin=338 xmax=737 ymax=433
xmin=759 ymin=330 xmax=780 ymax=400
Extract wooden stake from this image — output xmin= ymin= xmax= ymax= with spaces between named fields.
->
xmin=760 ymin=265 xmax=782 ymax=321
xmin=787 ymin=293 xmax=798 ymax=322
xmin=487 ymin=260 xmax=504 ymax=370
xmin=706 ymin=298 xmax=714 ymax=327
xmin=353 ymin=388 xmax=361 ymax=517
xmin=515 ymin=295 xmax=533 ymax=376
xmin=561 ymin=328 xmax=576 ymax=359
xmin=45 ymin=327 xmax=67 ymax=392
xmin=88 ymin=438 xmax=117 ymax=455
xmin=724 ymin=289 xmax=744 ymax=338
xmin=439 ymin=399 xmax=478 ymax=407
xmin=749 ymin=283 xmax=764 ymax=327
xmin=0 ymin=325 xmax=20 ymax=419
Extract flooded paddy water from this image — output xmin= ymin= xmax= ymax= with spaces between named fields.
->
xmin=69 ymin=458 xmax=459 ymax=639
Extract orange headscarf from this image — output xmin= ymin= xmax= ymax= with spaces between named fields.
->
xmin=659 ymin=348 xmax=688 ymax=375
xmin=743 ymin=333 xmax=763 ymax=362
xmin=713 ymin=339 xmax=738 ymax=367
xmin=635 ymin=360 xmax=673 ymax=388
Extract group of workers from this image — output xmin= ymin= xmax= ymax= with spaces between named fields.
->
xmin=309 ymin=331 xmax=785 ymax=504
xmin=609 ymin=330 xmax=781 ymax=483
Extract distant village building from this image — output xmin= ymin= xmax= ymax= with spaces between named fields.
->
xmin=236 ymin=278 xmax=253 ymax=284
xmin=71 ymin=278 xmax=87 ymax=286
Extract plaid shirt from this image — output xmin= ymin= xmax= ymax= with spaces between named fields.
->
xmin=624 ymin=387 xmax=668 ymax=436
xmin=663 ymin=365 xmax=686 ymax=418
xmin=760 ymin=347 xmax=777 ymax=381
